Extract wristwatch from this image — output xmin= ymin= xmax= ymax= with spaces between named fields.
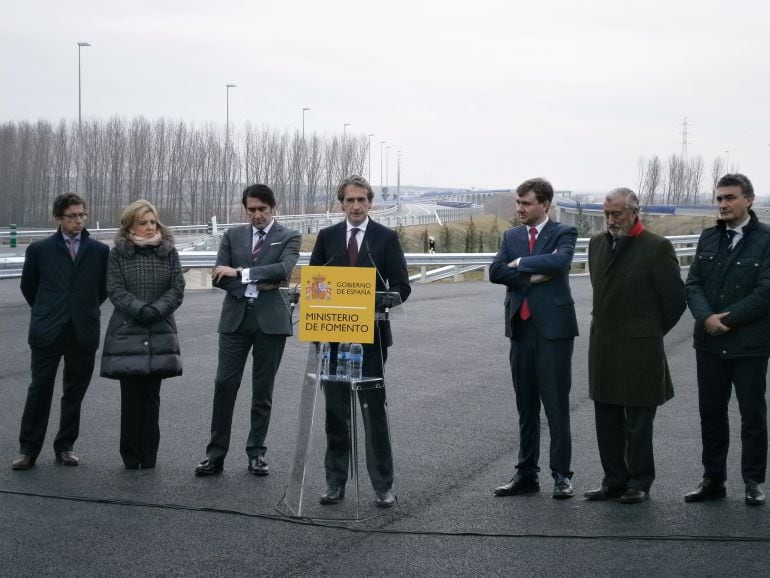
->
xmin=236 ymin=267 xmax=244 ymax=278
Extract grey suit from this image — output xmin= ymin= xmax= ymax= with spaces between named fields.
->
xmin=204 ymin=221 xmax=301 ymax=464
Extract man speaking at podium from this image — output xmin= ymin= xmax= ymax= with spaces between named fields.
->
xmin=309 ymin=175 xmax=411 ymax=508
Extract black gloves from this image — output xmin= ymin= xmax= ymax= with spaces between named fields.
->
xmin=137 ymin=305 xmax=162 ymax=325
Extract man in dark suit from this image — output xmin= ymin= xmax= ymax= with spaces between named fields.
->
xmin=585 ymin=188 xmax=686 ymax=504
xmin=685 ymin=173 xmax=770 ymax=506
xmin=12 ymin=193 xmax=109 ymax=470
xmin=309 ymin=175 xmax=411 ymax=508
xmin=195 ymin=184 xmax=301 ymax=477
xmin=490 ymin=178 xmax=579 ymax=499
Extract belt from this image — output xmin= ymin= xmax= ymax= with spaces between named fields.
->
xmin=246 ymin=297 xmax=257 ymax=306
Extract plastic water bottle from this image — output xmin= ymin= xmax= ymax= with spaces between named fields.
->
xmin=349 ymin=343 xmax=363 ymax=381
xmin=336 ymin=343 xmax=350 ymax=380
xmin=319 ymin=342 xmax=331 ymax=379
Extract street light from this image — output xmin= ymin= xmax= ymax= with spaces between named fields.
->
xmin=302 ymin=107 xmax=311 ymax=140
xmin=77 ymin=42 xmax=91 ymax=137
xmin=385 ymin=146 xmax=391 ymax=192
xmin=380 ymin=140 xmax=386 ymax=192
xmin=367 ymin=133 xmax=374 ymax=183
xmin=226 ymin=83 xmax=236 ymax=139
xmin=225 ymin=84 xmax=236 ymax=199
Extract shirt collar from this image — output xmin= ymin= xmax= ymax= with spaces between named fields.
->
xmin=727 ymin=216 xmax=750 ymax=235
xmin=253 ymin=219 xmax=274 ymax=236
xmin=347 ymin=218 xmax=369 ymax=234
xmin=61 ymin=231 xmax=81 ymax=242
xmin=528 ymin=217 xmax=549 ymax=235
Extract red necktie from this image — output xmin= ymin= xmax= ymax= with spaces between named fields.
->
xmin=519 ymin=227 xmax=537 ymax=320
xmin=252 ymin=229 xmax=266 ymax=261
xmin=347 ymin=228 xmax=359 ymax=265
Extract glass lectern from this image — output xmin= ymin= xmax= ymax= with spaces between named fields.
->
xmin=277 ymin=292 xmax=405 ymax=521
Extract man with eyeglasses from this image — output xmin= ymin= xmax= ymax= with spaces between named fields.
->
xmin=195 ymin=184 xmax=301 ymax=477
xmin=12 ymin=193 xmax=109 ymax=470
xmin=685 ymin=173 xmax=770 ymax=506
xmin=584 ymin=188 xmax=685 ymax=504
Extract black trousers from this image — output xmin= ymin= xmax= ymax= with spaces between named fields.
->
xmin=594 ymin=401 xmax=657 ymax=491
xmin=119 ymin=377 xmax=162 ymax=468
xmin=509 ymin=317 xmax=574 ymax=478
xmin=18 ymin=323 xmax=95 ymax=457
xmin=324 ymin=341 xmax=393 ymax=492
xmin=696 ymin=350 xmax=768 ymax=483
xmin=206 ymin=305 xmax=287 ymax=464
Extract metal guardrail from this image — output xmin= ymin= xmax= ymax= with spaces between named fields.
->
xmin=0 ymin=204 xmax=480 ymax=242
xmin=0 ymin=235 xmax=702 ymax=281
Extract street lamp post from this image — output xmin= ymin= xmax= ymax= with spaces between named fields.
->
xmin=225 ymin=84 xmax=236 ymax=206
xmin=76 ymin=41 xmax=91 ymax=194
xmin=385 ymin=146 xmax=390 ymax=192
xmin=367 ymin=133 xmax=374 ymax=183
xmin=379 ymin=140 xmax=386 ymax=193
xmin=77 ymin=42 xmax=91 ymax=137
xmin=226 ymin=83 xmax=236 ymax=142
xmin=397 ymin=149 xmax=401 ymax=202
xmin=302 ymin=107 xmax=311 ymax=140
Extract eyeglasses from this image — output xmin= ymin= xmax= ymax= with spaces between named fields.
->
xmin=61 ymin=212 xmax=88 ymax=220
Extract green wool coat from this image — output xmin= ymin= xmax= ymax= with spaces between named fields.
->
xmin=588 ymin=229 xmax=686 ymax=407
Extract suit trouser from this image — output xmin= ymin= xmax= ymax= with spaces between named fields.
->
xmin=594 ymin=401 xmax=657 ymax=491
xmin=206 ymin=304 xmax=287 ymax=464
xmin=19 ymin=323 xmax=95 ymax=457
xmin=696 ymin=350 xmax=768 ymax=483
xmin=509 ymin=317 xmax=573 ymax=477
xmin=119 ymin=377 xmax=162 ymax=468
xmin=324 ymin=342 xmax=393 ymax=492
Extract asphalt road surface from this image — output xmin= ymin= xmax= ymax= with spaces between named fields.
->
xmin=1 ymin=276 xmax=769 ymax=576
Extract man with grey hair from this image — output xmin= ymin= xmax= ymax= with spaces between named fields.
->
xmin=585 ymin=187 xmax=686 ymax=503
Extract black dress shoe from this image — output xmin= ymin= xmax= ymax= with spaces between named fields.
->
xmin=619 ymin=488 xmax=648 ymax=504
xmin=319 ymin=486 xmax=345 ymax=505
xmin=194 ymin=458 xmax=223 ymax=477
xmin=55 ymin=451 xmax=80 ymax=466
xmin=494 ymin=475 xmax=540 ymax=496
xmin=684 ymin=478 xmax=726 ymax=503
xmin=374 ymin=489 xmax=396 ymax=508
xmin=745 ymin=480 xmax=766 ymax=506
xmin=552 ymin=474 xmax=574 ymax=499
xmin=11 ymin=454 xmax=36 ymax=470
xmin=248 ymin=456 xmax=269 ymax=476
xmin=584 ymin=486 xmax=626 ymax=501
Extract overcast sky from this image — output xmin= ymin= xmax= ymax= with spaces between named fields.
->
xmin=2 ymin=0 xmax=769 ymax=195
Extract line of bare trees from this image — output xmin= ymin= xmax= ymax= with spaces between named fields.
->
xmin=636 ymin=153 xmax=735 ymax=207
xmin=0 ymin=118 xmax=369 ymax=227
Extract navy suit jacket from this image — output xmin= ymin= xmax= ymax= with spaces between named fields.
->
xmin=213 ymin=221 xmax=301 ymax=335
xmin=490 ymin=219 xmax=579 ymax=340
xmin=309 ymin=219 xmax=411 ymax=348
xmin=20 ymin=229 xmax=110 ymax=351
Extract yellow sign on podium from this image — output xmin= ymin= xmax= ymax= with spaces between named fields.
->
xmin=299 ymin=266 xmax=377 ymax=344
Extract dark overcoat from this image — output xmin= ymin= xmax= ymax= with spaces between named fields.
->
xmin=100 ymin=236 xmax=185 ymax=379
xmin=588 ymin=228 xmax=686 ymax=406
xmin=21 ymin=229 xmax=109 ymax=351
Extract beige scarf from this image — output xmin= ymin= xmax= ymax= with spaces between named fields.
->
xmin=130 ymin=232 xmax=162 ymax=246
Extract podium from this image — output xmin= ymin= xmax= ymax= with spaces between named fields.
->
xmin=277 ymin=292 xmax=404 ymax=521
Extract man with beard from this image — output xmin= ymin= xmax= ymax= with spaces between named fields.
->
xmin=585 ymin=187 xmax=686 ymax=504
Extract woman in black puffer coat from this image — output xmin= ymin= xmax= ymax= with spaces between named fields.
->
xmin=101 ymin=200 xmax=185 ymax=469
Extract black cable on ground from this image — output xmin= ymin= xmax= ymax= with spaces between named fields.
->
xmin=2 ymin=488 xmax=769 ymax=543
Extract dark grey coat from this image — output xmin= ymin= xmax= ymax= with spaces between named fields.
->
xmin=588 ymin=228 xmax=686 ymax=406
xmin=100 ymin=236 xmax=185 ymax=379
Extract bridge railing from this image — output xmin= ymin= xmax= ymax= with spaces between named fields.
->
xmin=0 ymin=234 xmax=702 ymax=281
